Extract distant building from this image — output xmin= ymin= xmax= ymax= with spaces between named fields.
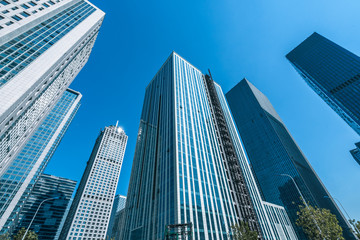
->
xmin=0 ymin=0 xmax=104 ymax=233
xmin=14 ymin=174 xmax=76 ymax=240
xmin=0 ymin=89 xmax=81 ymax=233
xmin=107 ymin=195 xmax=126 ymax=240
xmin=59 ymin=125 xmax=128 ymax=240
xmin=106 ymin=195 xmax=126 ymax=239
xmin=350 ymin=142 xmax=360 ymax=165
xmin=286 ymin=32 xmax=360 ymax=135
xmin=120 ymin=52 xmax=297 ymax=240
xmin=226 ymin=78 xmax=356 ymax=239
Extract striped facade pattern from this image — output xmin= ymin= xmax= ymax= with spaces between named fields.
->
xmin=60 ymin=126 xmax=128 ymax=240
xmin=120 ymin=52 xmax=297 ymax=240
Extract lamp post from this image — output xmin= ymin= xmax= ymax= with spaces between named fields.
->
xmin=324 ymin=196 xmax=360 ymax=235
xmin=279 ymin=173 xmax=325 ymax=240
xmin=21 ymin=197 xmax=59 ymax=240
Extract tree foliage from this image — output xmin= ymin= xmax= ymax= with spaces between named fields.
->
xmin=296 ymin=204 xmax=344 ymax=240
xmin=229 ymin=221 xmax=258 ymax=240
xmin=0 ymin=233 xmax=10 ymax=240
xmin=13 ymin=228 xmax=38 ymax=240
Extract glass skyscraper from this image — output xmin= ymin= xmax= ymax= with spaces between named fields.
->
xmin=13 ymin=173 xmax=76 ymax=240
xmin=286 ymin=32 xmax=360 ymax=136
xmin=107 ymin=195 xmax=126 ymax=239
xmin=350 ymin=142 xmax=360 ymax=165
xmin=0 ymin=0 xmax=104 ymax=233
xmin=59 ymin=125 xmax=128 ymax=240
xmin=120 ymin=52 xmax=297 ymax=240
xmin=226 ymin=79 xmax=356 ymax=239
xmin=0 ymin=88 xmax=81 ymax=234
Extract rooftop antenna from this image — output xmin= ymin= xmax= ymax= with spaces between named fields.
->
xmin=115 ymin=120 xmax=119 ymax=128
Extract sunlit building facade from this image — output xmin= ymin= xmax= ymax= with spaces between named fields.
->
xmin=120 ymin=52 xmax=297 ymax=240
xmin=0 ymin=0 xmax=104 ymax=233
xmin=226 ymin=79 xmax=356 ymax=239
xmin=286 ymin=32 xmax=360 ymax=136
xmin=0 ymin=89 xmax=81 ymax=233
xmin=59 ymin=125 xmax=128 ymax=240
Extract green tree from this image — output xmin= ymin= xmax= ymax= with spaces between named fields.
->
xmin=349 ymin=219 xmax=360 ymax=238
xmin=0 ymin=233 xmax=10 ymax=240
xmin=229 ymin=221 xmax=258 ymax=240
xmin=296 ymin=204 xmax=344 ymax=240
xmin=13 ymin=228 xmax=38 ymax=240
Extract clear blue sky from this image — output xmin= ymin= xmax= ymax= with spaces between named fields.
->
xmin=45 ymin=0 xmax=360 ymax=221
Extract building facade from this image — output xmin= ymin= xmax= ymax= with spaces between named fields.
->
xmin=106 ymin=195 xmax=126 ymax=239
xmin=0 ymin=0 xmax=104 ymax=233
xmin=120 ymin=52 xmax=297 ymax=240
xmin=112 ymin=208 xmax=125 ymax=240
xmin=59 ymin=125 xmax=128 ymax=240
xmin=350 ymin=142 xmax=360 ymax=165
xmin=0 ymin=89 xmax=81 ymax=233
xmin=107 ymin=195 xmax=126 ymax=239
xmin=13 ymin=173 xmax=76 ymax=240
xmin=226 ymin=79 xmax=356 ymax=239
xmin=286 ymin=32 xmax=360 ymax=135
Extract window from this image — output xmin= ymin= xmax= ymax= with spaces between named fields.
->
xmin=11 ymin=15 xmax=22 ymax=21
xmin=2 ymin=10 xmax=9 ymax=14
xmin=5 ymin=21 xmax=13 ymax=26
xmin=0 ymin=0 xmax=9 ymax=6
xmin=21 ymin=4 xmax=30 ymax=9
xmin=20 ymin=11 xmax=30 ymax=18
xmin=28 ymin=1 xmax=36 ymax=6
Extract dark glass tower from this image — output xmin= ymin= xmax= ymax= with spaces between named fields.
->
xmin=350 ymin=142 xmax=360 ymax=165
xmin=226 ymin=79 xmax=356 ymax=240
xmin=14 ymin=173 xmax=76 ymax=240
xmin=286 ymin=32 xmax=360 ymax=135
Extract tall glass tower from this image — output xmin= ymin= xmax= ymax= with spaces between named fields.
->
xmin=350 ymin=142 xmax=360 ymax=166
xmin=0 ymin=88 xmax=81 ymax=233
xmin=13 ymin=173 xmax=76 ymax=240
xmin=0 ymin=0 xmax=104 ymax=233
xmin=286 ymin=32 xmax=360 ymax=135
xmin=59 ymin=124 xmax=128 ymax=240
xmin=226 ymin=79 xmax=356 ymax=240
xmin=120 ymin=52 xmax=297 ymax=240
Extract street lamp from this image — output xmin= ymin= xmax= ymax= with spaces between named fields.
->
xmin=279 ymin=173 xmax=325 ymax=240
xmin=324 ymin=195 xmax=360 ymax=235
xmin=21 ymin=197 xmax=59 ymax=240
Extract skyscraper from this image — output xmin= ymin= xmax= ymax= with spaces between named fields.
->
xmin=0 ymin=89 xmax=81 ymax=233
xmin=350 ymin=142 xmax=360 ymax=165
xmin=120 ymin=52 xmax=297 ymax=240
xmin=0 ymin=0 xmax=104 ymax=233
xmin=59 ymin=124 xmax=128 ymax=240
xmin=226 ymin=79 xmax=356 ymax=239
xmin=286 ymin=32 xmax=360 ymax=135
xmin=107 ymin=195 xmax=126 ymax=239
xmin=13 ymin=173 xmax=76 ymax=240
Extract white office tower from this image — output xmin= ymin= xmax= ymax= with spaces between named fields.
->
xmin=59 ymin=125 xmax=128 ymax=240
xmin=0 ymin=0 xmax=104 ymax=233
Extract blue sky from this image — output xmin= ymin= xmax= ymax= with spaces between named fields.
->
xmin=45 ymin=0 xmax=360 ymax=221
